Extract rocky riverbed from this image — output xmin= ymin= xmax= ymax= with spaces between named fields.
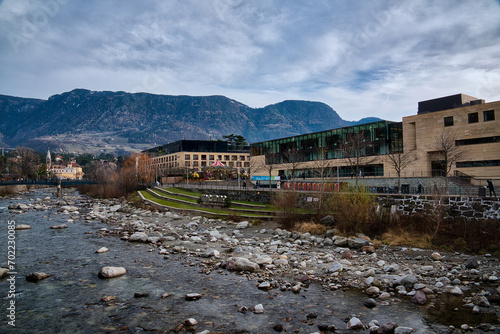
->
xmin=1 ymin=188 xmax=499 ymax=333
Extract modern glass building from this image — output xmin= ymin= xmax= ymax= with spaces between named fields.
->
xmin=250 ymin=121 xmax=402 ymax=179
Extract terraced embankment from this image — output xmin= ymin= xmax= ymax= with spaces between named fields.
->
xmin=139 ymin=187 xmax=276 ymax=220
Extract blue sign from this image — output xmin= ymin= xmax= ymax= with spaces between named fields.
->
xmin=251 ymin=175 xmax=281 ymax=181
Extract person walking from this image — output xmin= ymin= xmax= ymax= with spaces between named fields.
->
xmin=487 ymin=180 xmax=496 ymax=197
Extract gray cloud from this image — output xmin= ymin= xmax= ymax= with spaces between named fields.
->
xmin=0 ymin=0 xmax=499 ymax=122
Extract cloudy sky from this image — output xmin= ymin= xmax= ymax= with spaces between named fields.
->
xmin=1 ymin=0 xmax=499 ymax=122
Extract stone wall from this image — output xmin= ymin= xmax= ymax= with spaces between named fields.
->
xmin=184 ymin=187 xmax=500 ymax=220
xmin=376 ymin=194 xmax=500 ymax=220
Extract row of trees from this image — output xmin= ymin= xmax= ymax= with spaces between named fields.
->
xmin=255 ymin=129 xmax=467 ymax=194
xmin=82 ymin=153 xmax=154 ymax=198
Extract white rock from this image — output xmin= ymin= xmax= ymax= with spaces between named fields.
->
xmin=431 ymin=252 xmax=443 ymax=261
xmin=230 ymin=257 xmax=260 ymax=271
xmin=98 ymin=266 xmax=127 ymax=278
xmin=252 ymin=304 xmax=264 ymax=314
xmin=15 ymin=224 xmax=31 ymax=230
xmin=96 ymin=247 xmax=109 ymax=253
xmin=129 ymin=232 xmax=149 ymax=242
xmin=236 ymin=221 xmax=249 ymax=229
xmin=254 ymin=255 xmax=273 ymax=265
xmin=450 ymin=286 xmax=464 ymax=295
xmin=347 ymin=317 xmax=363 ymax=329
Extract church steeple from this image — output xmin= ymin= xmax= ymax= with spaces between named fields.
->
xmin=46 ymin=148 xmax=51 ymax=168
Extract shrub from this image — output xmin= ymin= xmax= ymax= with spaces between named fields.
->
xmin=325 ymin=190 xmax=383 ymax=236
xmin=272 ymin=191 xmax=302 ymax=230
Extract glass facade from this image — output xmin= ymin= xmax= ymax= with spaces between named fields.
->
xmin=251 ymin=121 xmax=402 ymax=163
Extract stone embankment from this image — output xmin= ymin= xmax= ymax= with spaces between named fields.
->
xmin=4 ymin=191 xmax=500 ymax=333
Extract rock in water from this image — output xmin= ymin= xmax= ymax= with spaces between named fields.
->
xmin=363 ymin=298 xmax=377 ymax=308
xmin=128 ymin=232 xmax=149 ymax=242
xmin=228 ymin=257 xmax=260 ymax=271
xmin=410 ymin=290 xmax=427 ymax=305
xmin=98 ymin=266 xmax=127 ymax=278
xmin=185 ymin=293 xmax=202 ymax=301
xmin=0 ymin=268 xmax=9 ymax=279
xmin=26 ymin=272 xmax=52 ymax=282
xmin=96 ymin=247 xmax=109 ymax=253
xmin=50 ymin=224 xmax=68 ymax=229
xmin=15 ymin=224 xmax=31 ymax=230
xmin=347 ymin=317 xmax=363 ymax=329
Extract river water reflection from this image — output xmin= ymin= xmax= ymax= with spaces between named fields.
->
xmin=0 ymin=189 xmax=496 ymax=333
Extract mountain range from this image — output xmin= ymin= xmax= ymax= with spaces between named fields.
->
xmin=0 ymin=89 xmax=379 ymax=155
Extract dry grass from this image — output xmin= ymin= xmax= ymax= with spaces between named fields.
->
xmin=0 ymin=185 xmax=18 ymax=197
xmin=381 ymin=229 xmax=433 ymax=249
xmin=295 ymin=221 xmax=328 ymax=235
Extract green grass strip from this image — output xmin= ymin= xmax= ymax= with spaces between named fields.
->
xmin=164 ymin=187 xmax=270 ymax=208
xmin=140 ymin=191 xmax=273 ymax=218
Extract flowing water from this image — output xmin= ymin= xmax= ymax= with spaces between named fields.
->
xmin=0 ymin=189 xmax=498 ymax=333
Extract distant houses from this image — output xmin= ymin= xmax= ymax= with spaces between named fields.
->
xmin=46 ymin=149 xmax=84 ymax=180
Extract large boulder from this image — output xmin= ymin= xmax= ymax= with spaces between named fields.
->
xmin=227 ymin=257 xmax=259 ymax=271
xmin=98 ymin=266 xmax=127 ymax=278
xmin=129 ymin=232 xmax=149 ymax=242
xmin=347 ymin=237 xmax=369 ymax=249
xmin=26 ymin=272 xmax=52 ymax=282
xmin=319 ymin=215 xmax=335 ymax=226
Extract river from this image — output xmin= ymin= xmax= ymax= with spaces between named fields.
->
xmin=0 ymin=188 xmax=498 ymax=333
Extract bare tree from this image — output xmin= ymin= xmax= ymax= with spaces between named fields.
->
xmin=385 ymin=144 xmax=415 ymax=194
xmin=339 ymin=132 xmax=377 ymax=189
xmin=283 ymin=147 xmax=304 ymax=188
xmin=14 ymin=147 xmax=40 ymax=179
xmin=431 ymin=130 xmax=468 ymax=194
xmin=310 ymin=145 xmax=334 ymax=213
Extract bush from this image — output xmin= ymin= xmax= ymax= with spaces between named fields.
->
xmin=272 ymin=191 xmax=302 ymax=230
xmin=325 ymin=190 xmax=383 ymax=236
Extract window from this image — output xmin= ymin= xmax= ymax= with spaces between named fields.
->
xmin=444 ymin=116 xmax=454 ymax=127
xmin=231 ymin=155 xmax=238 ymax=161
xmin=193 ymin=154 xmax=198 ymax=160
xmin=457 ymin=160 xmax=500 ymax=168
xmin=456 ymin=136 xmax=500 ymax=146
xmin=224 ymin=155 xmax=230 ymax=161
xmin=201 ymin=155 xmax=206 ymax=160
xmin=240 ymin=155 xmax=246 ymax=161
xmin=185 ymin=161 xmax=191 ymax=167
xmin=484 ymin=110 xmax=495 ymax=122
xmin=193 ymin=161 xmax=199 ymax=167
xmin=209 ymin=155 xmax=214 ymax=160
xmin=217 ymin=155 xmax=222 ymax=160
xmin=468 ymin=112 xmax=478 ymax=124
xmin=185 ymin=154 xmax=190 ymax=160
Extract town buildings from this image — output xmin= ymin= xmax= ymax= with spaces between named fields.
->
xmin=143 ymin=140 xmax=250 ymax=178
xmin=250 ymin=94 xmax=499 ymax=189
xmin=46 ymin=150 xmax=84 ymax=179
